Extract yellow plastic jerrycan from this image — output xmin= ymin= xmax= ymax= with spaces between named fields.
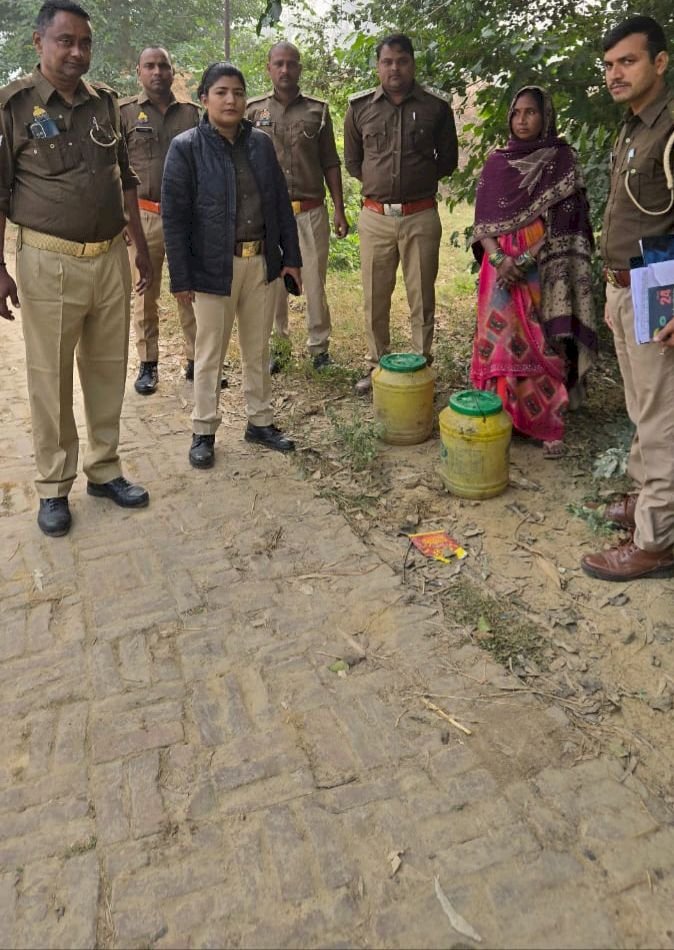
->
xmin=372 ymin=353 xmax=436 ymax=445
xmin=438 ymin=389 xmax=512 ymax=499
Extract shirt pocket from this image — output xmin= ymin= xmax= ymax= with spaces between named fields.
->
xmin=298 ymin=118 xmax=321 ymax=141
xmin=127 ymin=128 xmax=155 ymax=163
xmin=28 ymin=133 xmax=81 ymax=174
xmin=626 ymin=156 xmax=671 ymax=214
xmin=362 ymin=120 xmax=387 ymax=154
xmin=90 ymin=118 xmax=120 ymax=167
xmin=409 ymin=122 xmax=436 ymax=159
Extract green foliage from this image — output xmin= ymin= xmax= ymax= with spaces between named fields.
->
xmin=0 ymin=0 xmax=259 ymax=91
xmin=326 ymin=407 xmax=384 ymax=470
xmin=327 ymin=0 xmax=673 ymax=232
xmin=328 ymin=231 xmax=361 ymax=271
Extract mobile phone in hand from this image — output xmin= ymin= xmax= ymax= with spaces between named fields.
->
xmin=284 ymin=273 xmax=301 ymax=296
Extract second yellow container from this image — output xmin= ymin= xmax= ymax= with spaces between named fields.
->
xmin=372 ymin=353 xmax=435 ymax=445
xmin=438 ymin=390 xmax=512 ymax=498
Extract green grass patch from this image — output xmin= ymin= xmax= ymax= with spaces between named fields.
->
xmin=442 ymin=579 xmax=546 ymax=668
xmin=326 ymin=407 xmax=384 ymax=471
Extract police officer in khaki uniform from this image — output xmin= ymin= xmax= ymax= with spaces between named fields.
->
xmin=246 ymin=42 xmax=348 ymax=372
xmin=344 ymin=33 xmax=458 ymax=393
xmin=581 ymin=15 xmax=674 ymax=581
xmin=120 ymin=46 xmax=200 ymax=395
xmin=0 ymin=0 xmax=152 ymax=537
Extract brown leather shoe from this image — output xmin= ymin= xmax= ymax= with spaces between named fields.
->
xmin=585 ymin=494 xmax=637 ymax=528
xmin=581 ymin=541 xmax=674 ymax=581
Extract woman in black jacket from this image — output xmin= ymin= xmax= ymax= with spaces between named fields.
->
xmin=162 ymin=62 xmax=302 ymax=467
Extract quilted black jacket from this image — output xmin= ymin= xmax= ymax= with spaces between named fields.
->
xmin=161 ymin=116 xmax=301 ymax=295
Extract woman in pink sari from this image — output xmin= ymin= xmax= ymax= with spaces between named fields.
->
xmin=470 ymin=86 xmax=597 ymax=457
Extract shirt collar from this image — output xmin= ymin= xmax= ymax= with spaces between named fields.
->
xmin=272 ymin=89 xmax=303 ymax=107
xmin=137 ymin=89 xmax=181 ymax=108
xmin=33 ymin=66 xmax=99 ymax=106
xmin=626 ymin=85 xmax=673 ymax=128
xmin=372 ymin=80 xmax=422 ymax=104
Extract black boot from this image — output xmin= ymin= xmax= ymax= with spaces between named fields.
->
xmin=189 ymin=434 xmax=215 ymax=468
xmin=135 ymin=361 xmax=158 ymax=395
xmin=185 ymin=360 xmax=227 ymax=389
xmin=244 ymin=423 xmax=295 ymax=453
xmin=37 ymin=497 xmax=71 ymax=537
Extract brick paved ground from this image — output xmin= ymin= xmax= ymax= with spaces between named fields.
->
xmin=1 ymin=292 xmax=674 ymax=948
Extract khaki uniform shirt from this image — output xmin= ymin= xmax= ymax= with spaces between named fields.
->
xmin=344 ymin=81 xmax=458 ymax=203
xmin=601 ymin=87 xmax=674 ymax=269
xmin=245 ymin=91 xmax=340 ymax=201
xmin=0 ymin=67 xmax=139 ymax=242
xmin=119 ymin=91 xmax=200 ymax=202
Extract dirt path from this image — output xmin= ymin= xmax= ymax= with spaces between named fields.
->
xmin=1 ymin=242 xmax=673 ymax=948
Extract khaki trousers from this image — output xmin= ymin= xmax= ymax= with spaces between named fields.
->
xmin=129 ymin=209 xmax=196 ymax=362
xmin=193 ymin=256 xmax=274 ymax=434
xmin=16 ymin=234 xmax=131 ymax=499
xmin=358 ymin=205 xmax=442 ymax=368
xmin=271 ymin=203 xmax=331 ymax=355
xmin=607 ymin=283 xmax=674 ymax=551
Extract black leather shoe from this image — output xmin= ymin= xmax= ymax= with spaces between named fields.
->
xmin=37 ymin=497 xmax=71 ymax=537
xmin=245 ymin=423 xmax=295 ymax=453
xmin=189 ymin=433 xmax=215 ymax=468
xmin=87 ymin=476 xmax=149 ymax=507
xmin=135 ymin=361 xmax=158 ymax=395
xmin=313 ymin=351 xmax=332 ymax=371
xmin=185 ymin=360 xmax=227 ymax=389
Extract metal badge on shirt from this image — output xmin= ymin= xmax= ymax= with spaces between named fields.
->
xmin=134 ymin=110 xmax=153 ymax=134
xmin=254 ymin=109 xmax=272 ymax=128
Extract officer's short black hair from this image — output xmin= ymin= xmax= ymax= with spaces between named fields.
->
xmin=268 ymin=41 xmax=300 ymax=62
xmin=375 ymin=33 xmax=414 ymax=60
xmin=197 ymin=62 xmax=246 ymax=99
xmin=602 ymin=15 xmax=668 ymax=61
xmin=137 ymin=46 xmax=172 ymax=67
xmin=35 ymin=1 xmax=90 ymax=33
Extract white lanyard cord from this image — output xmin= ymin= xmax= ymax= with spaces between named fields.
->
xmin=623 ymin=128 xmax=674 ymax=216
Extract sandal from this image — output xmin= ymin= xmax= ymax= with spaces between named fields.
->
xmin=543 ymin=440 xmax=565 ymax=459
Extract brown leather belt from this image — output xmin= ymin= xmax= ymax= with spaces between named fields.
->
xmin=139 ymin=198 xmax=161 ymax=214
xmin=290 ymin=198 xmax=324 ymax=214
xmin=363 ymin=196 xmax=436 ymax=217
xmin=603 ymin=267 xmax=631 ymax=289
xmin=234 ymin=240 xmax=264 ymax=258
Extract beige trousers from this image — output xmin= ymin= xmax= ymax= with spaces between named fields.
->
xmin=16 ymin=234 xmax=131 ymax=498
xmin=358 ymin=205 xmax=442 ymax=368
xmin=607 ymin=283 xmax=674 ymax=551
xmin=271 ymin=203 xmax=331 ymax=354
xmin=129 ymin=209 xmax=196 ymax=362
xmin=193 ymin=256 xmax=274 ymax=434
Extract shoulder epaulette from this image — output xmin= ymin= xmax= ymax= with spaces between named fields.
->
xmin=119 ymin=94 xmax=139 ymax=107
xmin=419 ymin=84 xmax=451 ymax=103
xmin=246 ymin=92 xmax=273 ymax=106
xmin=348 ymin=87 xmax=376 ymax=104
xmin=0 ymin=73 xmax=36 ymax=108
xmin=91 ymin=80 xmax=118 ymax=99
xmin=301 ymin=92 xmax=328 ymax=105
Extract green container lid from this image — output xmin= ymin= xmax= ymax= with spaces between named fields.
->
xmin=449 ymin=389 xmax=503 ymax=417
xmin=379 ymin=353 xmax=427 ymax=373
